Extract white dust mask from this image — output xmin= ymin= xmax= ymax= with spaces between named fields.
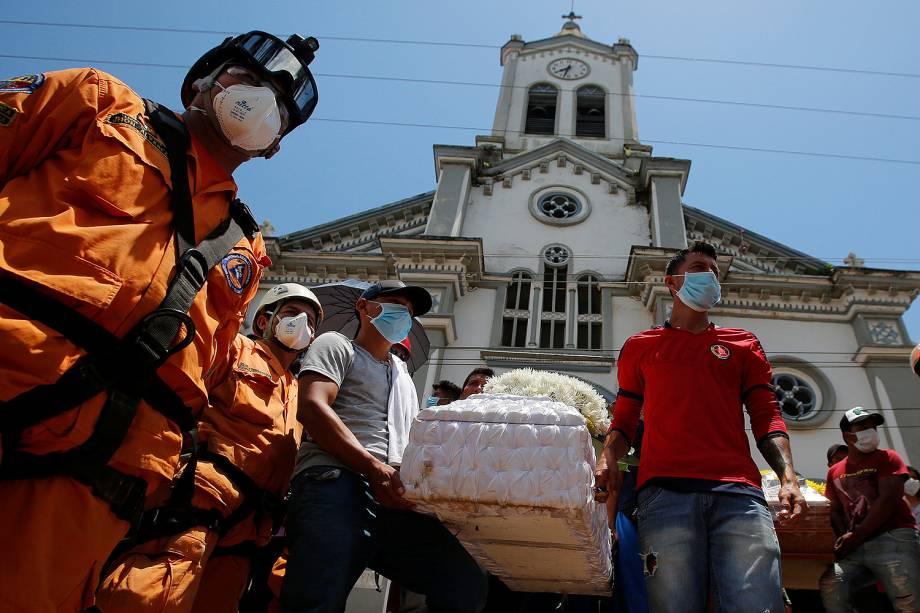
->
xmin=212 ymin=82 xmax=282 ymax=152
xmin=274 ymin=313 xmax=313 ymax=351
xmin=853 ymin=428 xmax=879 ymax=453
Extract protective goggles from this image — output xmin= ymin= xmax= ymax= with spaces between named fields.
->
xmin=231 ymin=31 xmax=319 ymax=130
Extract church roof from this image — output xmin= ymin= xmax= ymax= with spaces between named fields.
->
xmin=683 ymin=204 xmax=830 ymax=276
xmin=279 ymin=191 xmax=434 ymax=253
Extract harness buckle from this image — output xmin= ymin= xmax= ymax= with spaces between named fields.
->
xmin=132 ymin=308 xmax=197 ymax=367
xmin=175 ymin=248 xmax=208 ymax=282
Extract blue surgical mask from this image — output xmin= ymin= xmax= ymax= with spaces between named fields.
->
xmin=426 ymin=396 xmax=439 ymax=408
xmin=676 ymin=271 xmax=721 ymax=312
xmin=368 ymin=301 xmax=414 ymax=344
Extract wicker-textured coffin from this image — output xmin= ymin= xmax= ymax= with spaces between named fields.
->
xmin=400 ymin=394 xmax=612 ymax=595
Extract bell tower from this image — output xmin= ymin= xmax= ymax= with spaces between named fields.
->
xmin=490 ymin=14 xmax=640 ymax=157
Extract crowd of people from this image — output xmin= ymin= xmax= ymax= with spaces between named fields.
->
xmin=1 ymin=26 xmax=920 ymax=613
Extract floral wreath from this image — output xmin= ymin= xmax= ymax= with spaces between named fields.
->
xmin=483 ymin=368 xmax=611 ymax=437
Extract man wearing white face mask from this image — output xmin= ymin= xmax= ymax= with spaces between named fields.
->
xmin=96 ymin=283 xmax=324 ymax=612
xmin=0 ymin=30 xmax=320 ymax=612
xmin=821 ymin=406 xmax=920 ymax=613
xmin=598 ymin=241 xmax=807 ymax=613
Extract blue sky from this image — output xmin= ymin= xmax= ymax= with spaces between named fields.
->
xmin=2 ymin=0 xmax=919 ymax=339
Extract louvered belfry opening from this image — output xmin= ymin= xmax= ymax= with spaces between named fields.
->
xmin=576 ymin=86 xmax=605 ymax=137
xmin=525 ymin=84 xmax=558 ymax=135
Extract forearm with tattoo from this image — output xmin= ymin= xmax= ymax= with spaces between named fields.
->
xmin=757 ymin=434 xmax=797 ymax=482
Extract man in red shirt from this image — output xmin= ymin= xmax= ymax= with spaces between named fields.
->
xmin=820 ymin=407 xmax=920 ymax=613
xmin=597 ymin=241 xmax=807 ymax=613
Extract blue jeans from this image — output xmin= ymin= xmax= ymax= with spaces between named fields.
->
xmin=280 ymin=466 xmax=488 ymax=613
xmin=614 ymin=512 xmax=648 ymax=613
xmin=636 ymin=486 xmax=783 ymax=613
xmin=820 ymin=528 xmax=920 ymax=613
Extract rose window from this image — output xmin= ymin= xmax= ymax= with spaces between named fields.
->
xmin=543 ymin=245 xmax=570 ymax=266
xmin=538 ymin=193 xmax=582 ymax=220
xmin=772 ymin=373 xmax=818 ymax=421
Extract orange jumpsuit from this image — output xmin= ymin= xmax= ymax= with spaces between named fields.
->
xmin=97 ymin=334 xmax=301 ymax=613
xmin=0 ymin=68 xmax=267 ymax=612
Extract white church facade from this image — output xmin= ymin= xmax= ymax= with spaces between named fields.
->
xmin=253 ymin=18 xmax=920 ymax=483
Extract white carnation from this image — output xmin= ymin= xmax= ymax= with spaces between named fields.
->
xmin=484 ymin=368 xmax=611 ymax=437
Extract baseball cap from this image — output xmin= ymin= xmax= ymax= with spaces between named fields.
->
xmin=826 ymin=443 xmax=848 ymax=464
xmin=839 ymin=406 xmax=885 ymax=431
xmin=361 ymin=280 xmax=432 ymax=317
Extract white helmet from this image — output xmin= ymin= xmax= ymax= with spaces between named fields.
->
xmin=253 ymin=283 xmax=324 ymax=335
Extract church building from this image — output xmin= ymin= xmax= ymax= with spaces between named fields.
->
xmin=254 ymin=17 xmax=920 ymax=485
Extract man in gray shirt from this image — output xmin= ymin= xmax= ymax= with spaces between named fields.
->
xmin=280 ymin=281 xmax=487 ymax=613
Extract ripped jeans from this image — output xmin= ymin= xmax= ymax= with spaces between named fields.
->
xmin=635 ymin=486 xmax=784 ymax=613
xmin=820 ymin=528 xmax=920 ymax=613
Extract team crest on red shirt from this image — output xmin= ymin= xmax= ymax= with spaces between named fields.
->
xmin=710 ymin=344 xmax=732 ymax=360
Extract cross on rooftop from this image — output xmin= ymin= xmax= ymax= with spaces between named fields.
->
xmin=561 ymin=10 xmax=582 ymax=22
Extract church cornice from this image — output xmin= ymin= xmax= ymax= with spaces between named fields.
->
xmin=503 ymin=34 xmax=638 ymax=71
xmin=639 ymin=158 xmax=692 ymax=194
xmin=381 ymin=236 xmax=485 ymax=293
xmin=432 ymin=145 xmax=483 ymax=178
xmin=263 ymin=236 xmax=485 ymax=299
xmin=476 ymin=137 xmax=638 ymax=203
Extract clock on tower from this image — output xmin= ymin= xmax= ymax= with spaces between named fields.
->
xmin=547 ymin=58 xmax=590 ymax=80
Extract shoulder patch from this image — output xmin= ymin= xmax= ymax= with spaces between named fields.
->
xmin=221 ymin=251 xmax=254 ymax=295
xmin=710 ymin=344 xmax=732 ymax=360
xmin=0 ymin=101 xmax=18 ymax=127
xmin=0 ymin=74 xmax=44 ymax=94
xmin=104 ymin=113 xmax=169 ymax=158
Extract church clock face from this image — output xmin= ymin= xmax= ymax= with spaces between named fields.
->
xmin=547 ymin=58 xmax=590 ymax=80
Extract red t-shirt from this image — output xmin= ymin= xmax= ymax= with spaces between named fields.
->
xmin=610 ymin=324 xmax=787 ymax=490
xmin=825 ymin=449 xmax=917 ymax=535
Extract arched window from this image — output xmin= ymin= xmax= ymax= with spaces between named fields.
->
xmin=576 ymin=86 xmax=605 ymax=138
xmin=501 ymin=271 xmax=532 ymax=347
xmin=539 ymin=247 xmax=570 ymax=349
xmin=576 ymin=275 xmax=602 ymax=350
xmin=525 ymin=84 xmax=558 ymax=135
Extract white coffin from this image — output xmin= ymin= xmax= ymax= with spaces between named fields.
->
xmin=400 ymin=394 xmax=612 ymax=596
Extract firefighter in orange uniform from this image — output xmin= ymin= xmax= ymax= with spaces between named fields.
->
xmin=96 ymin=283 xmax=323 ymax=612
xmin=0 ymin=31 xmax=320 ymax=613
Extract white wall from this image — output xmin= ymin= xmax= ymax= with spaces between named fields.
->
xmin=462 ymin=164 xmax=649 ymax=278
xmin=435 ymin=287 xmax=499 ymax=388
xmin=611 ymin=296 xmax=655 ymax=350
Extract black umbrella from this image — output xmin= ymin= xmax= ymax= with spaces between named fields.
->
xmin=310 ymin=280 xmax=431 ymax=374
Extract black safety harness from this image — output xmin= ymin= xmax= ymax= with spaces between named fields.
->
xmin=0 ymin=100 xmax=260 ymax=529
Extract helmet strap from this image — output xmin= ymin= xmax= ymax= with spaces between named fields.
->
xmin=260 ymin=308 xmax=276 ymax=341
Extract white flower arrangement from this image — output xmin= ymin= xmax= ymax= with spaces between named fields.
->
xmin=483 ymin=368 xmax=611 ymax=437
